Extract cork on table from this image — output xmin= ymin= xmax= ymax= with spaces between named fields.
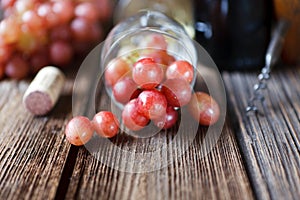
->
xmin=0 ymin=65 xmax=299 ymax=200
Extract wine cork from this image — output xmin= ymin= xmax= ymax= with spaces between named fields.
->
xmin=23 ymin=66 xmax=65 ymax=116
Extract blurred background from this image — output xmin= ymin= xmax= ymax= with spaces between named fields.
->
xmin=0 ymin=0 xmax=299 ymax=80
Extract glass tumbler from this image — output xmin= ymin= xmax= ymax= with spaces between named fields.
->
xmin=101 ymin=10 xmax=197 ymax=110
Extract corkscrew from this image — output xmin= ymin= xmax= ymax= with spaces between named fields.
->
xmin=246 ymin=19 xmax=289 ymax=113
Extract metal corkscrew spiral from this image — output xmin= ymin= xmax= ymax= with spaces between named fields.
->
xmin=246 ymin=19 xmax=289 ymax=113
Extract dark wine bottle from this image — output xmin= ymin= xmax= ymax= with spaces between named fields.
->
xmin=194 ymin=0 xmax=272 ymax=70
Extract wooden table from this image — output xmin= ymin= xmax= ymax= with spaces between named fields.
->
xmin=0 ymin=65 xmax=299 ymax=200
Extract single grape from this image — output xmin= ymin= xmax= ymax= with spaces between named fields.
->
xmin=92 ymin=111 xmax=120 ymax=138
xmin=94 ymin=0 xmax=112 ymax=21
xmin=113 ymin=77 xmax=139 ymax=105
xmin=65 ymin=116 xmax=94 ymax=146
xmin=89 ymin=23 xmax=103 ymax=41
xmin=37 ymin=2 xmax=60 ymax=28
xmin=105 ymin=58 xmax=131 ymax=86
xmin=142 ymin=49 xmax=175 ymax=66
xmin=22 ymin=10 xmax=43 ymax=31
xmin=0 ymin=17 xmax=20 ymax=44
xmin=153 ymin=106 xmax=178 ymax=129
xmin=166 ymin=60 xmax=194 ymax=83
xmin=137 ymin=89 xmax=167 ymax=120
xmin=52 ymin=0 xmax=74 ymax=24
xmin=50 ymin=25 xmax=72 ymax=41
xmin=132 ymin=57 xmax=163 ymax=89
xmin=188 ymin=92 xmax=220 ymax=126
xmin=5 ymin=54 xmax=30 ymax=79
xmin=30 ymin=48 xmax=49 ymax=73
xmin=75 ymin=2 xmax=99 ymax=22
xmin=161 ymin=78 xmax=192 ymax=107
xmin=140 ymin=33 xmax=168 ymax=50
xmin=70 ymin=17 xmax=94 ymax=42
xmin=49 ymin=40 xmax=73 ymax=66
xmin=0 ymin=44 xmax=12 ymax=63
xmin=122 ymin=99 xmax=150 ymax=131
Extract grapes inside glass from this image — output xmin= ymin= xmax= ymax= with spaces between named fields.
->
xmin=101 ymin=11 xmax=197 ymax=109
xmin=97 ymin=10 xmax=226 ymax=135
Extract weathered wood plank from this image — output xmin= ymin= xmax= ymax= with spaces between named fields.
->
xmin=0 ymin=79 xmax=73 ymax=200
xmin=65 ymin=119 xmax=254 ymax=200
xmin=223 ymin=67 xmax=300 ymax=200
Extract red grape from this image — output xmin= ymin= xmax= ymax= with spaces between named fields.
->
xmin=140 ymin=33 xmax=168 ymax=50
xmin=142 ymin=49 xmax=175 ymax=66
xmin=122 ymin=99 xmax=150 ymax=131
xmin=65 ymin=116 xmax=94 ymax=146
xmin=132 ymin=57 xmax=163 ymax=89
xmin=5 ymin=54 xmax=30 ymax=79
xmin=30 ymin=48 xmax=49 ymax=73
xmin=105 ymin=58 xmax=131 ymax=86
xmin=0 ymin=0 xmax=112 ymax=79
xmin=188 ymin=92 xmax=220 ymax=126
xmin=0 ymin=44 xmax=12 ymax=63
xmin=37 ymin=2 xmax=60 ymax=28
xmin=94 ymin=0 xmax=112 ymax=21
xmin=166 ymin=60 xmax=194 ymax=83
xmin=113 ymin=77 xmax=139 ymax=104
xmin=22 ymin=10 xmax=43 ymax=31
xmin=92 ymin=111 xmax=120 ymax=138
xmin=137 ymin=89 xmax=167 ymax=120
xmin=0 ymin=17 xmax=20 ymax=44
xmin=89 ymin=23 xmax=103 ymax=41
xmin=52 ymin=0 xmax=74 ymax=24
xmin=50 ymin=25 xmax=72 ymax=41
xmin=70 ymin=17 xmax=93 ymax=41
xmin=75 ymin=2 xmax=99 ymax=22
xmin=49 ymin=40 xmax=73 ymax=66
xmin=161 ymin=78 xmax=192 ymax=107
xmin=153 ymin=106 xmax=178 ymax=129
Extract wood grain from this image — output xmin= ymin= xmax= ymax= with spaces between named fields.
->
xmin=65 ymin=120 xmax=254 ymax=200
xmin=0 ymin=79 xmax=73 ymax=200
xmin=223 ymin=67 xmax=300 ymax=200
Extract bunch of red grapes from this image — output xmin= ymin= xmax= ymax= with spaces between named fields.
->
xmin=0 ymin=0 xmax=112 ymax=80
xmin=65 ymin=34 xmax=221 ymax=146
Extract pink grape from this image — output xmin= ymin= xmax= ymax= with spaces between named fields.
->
xmin=113 ymin=77 xmax=139 ymax=105
xmin=52 ymin=0 xmax=74 ymax=24
xmin=22 ymin=10 xmax=43 ymax=31
xmin=154 ymin=106 xmax=179 ymax=129
xmin=105 ymin=58 xmax=131 ymax=86
xmin=161 ymin=78 xmax=192 ymax=107
xmin=50 ymin=25 xmax=72 ymax=41
xmin=65 ymin=116 xmax=94 ymax=146
xmin=70 ymin=17 xmax=93 ymax=41
xmin=75 ymin=2 xmax=99 ymax=22
xmin=92 ymin=111 xmax=120 ymax=138
xmin=5 ymin=54 xmax=30 ymax=79
xmin=122 ymin=99 xmax=150 ymax=131
xmin=49 ymin=40 xmax=73 ymax=66
xmin=166 ymin=60 xmax=194 ymax=83
xmin=132 ymin=57 xmax=163 ymax=89
xmin=137 ymin=89 xmax=167 ymax=120
xmin=188 ymin=92 xmax=220 ymax=126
